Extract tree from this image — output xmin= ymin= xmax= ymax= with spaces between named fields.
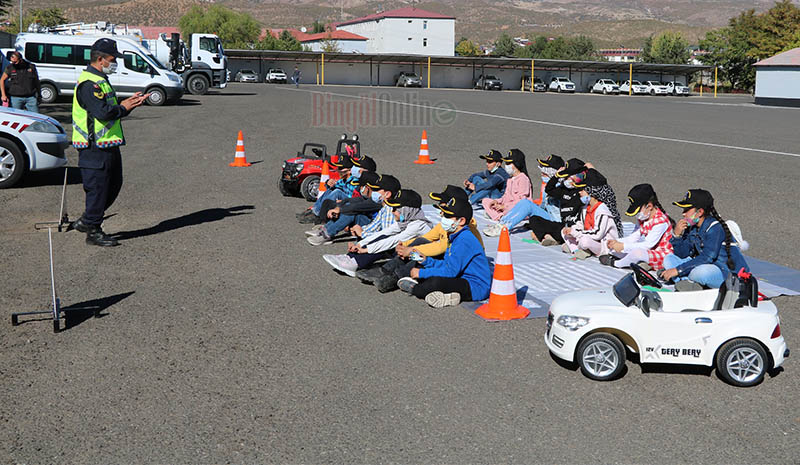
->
xmin=320 ymin=34 xmax=341 ymax=53
xmin=748 ymin=0 xmax=800 ymax=59
xmin=567 ymin=35 xmax=596 ymax=61
xmin=0 ymin=0 xmax=11 ymax=19
xmin=179 ymin=5 xmax=260 ymax=49
xmin=641 ymin=31 xmax=690 ymax=64
xmin=699 ymin=10 xmax=759 ymax=91
xmin=8 ymin=7 xmax=68 ymax=33
xmin=278 ymin=29 xmax=302 ymax=51
xmin=455 ymin=38 xmax=480 ymax=56
xmin=492 ymin=32 xmax=517 ymax=57
xmin=311 ymin=20 xmax=326 ymax=34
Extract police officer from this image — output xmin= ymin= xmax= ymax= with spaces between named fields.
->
xmin=69 ymin=38 xmax=149 ymax=247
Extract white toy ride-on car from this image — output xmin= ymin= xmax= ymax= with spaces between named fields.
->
xmin=545 ymin=264 xmax=789 ymax=387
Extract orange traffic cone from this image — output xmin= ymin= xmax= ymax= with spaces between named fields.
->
xmin=229 ymin=130 xmax=251 ymax=167
xmin=317 ymin=160 xmax=330 ymax=199
xmin=413 ymin=129 xmax=435 ymax=164
xmin=475 ymin=226 xmax=530 ymax=321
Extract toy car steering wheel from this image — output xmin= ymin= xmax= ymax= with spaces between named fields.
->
xmin=630 ymin=263 xmax=662 ymax=289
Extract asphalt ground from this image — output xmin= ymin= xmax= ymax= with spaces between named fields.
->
xmin=1 ymin=84 xmax=798 ymax=464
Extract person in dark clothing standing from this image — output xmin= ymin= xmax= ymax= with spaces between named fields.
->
xmin=68 ymin=38 xmax=149 ymax=247
xmin=1 ymin=51 xmax=40 ymax=112
xmin=292 ymin=66 xmax=301 ymax=88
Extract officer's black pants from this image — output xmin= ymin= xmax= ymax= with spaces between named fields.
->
xmin=78 ymin=147 xmax=123 ymax=226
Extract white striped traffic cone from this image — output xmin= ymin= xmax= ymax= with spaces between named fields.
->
xmin=475 ymin=226 xmax=530 ymax=320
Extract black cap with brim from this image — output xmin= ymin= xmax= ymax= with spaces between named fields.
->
xmin=479 ymin=149 xmax=503 ymax=162
xmin=556 ymin=157 xmax=587 ymax=178
xmin=537 ymin=154 xmax=565 ymax=170
xmin=91 ymin=38 xmax=124 ymax=58
xmin=350 ymin=170 xmax=379 ymax=187
xmin=435 ymin=196 xmax=473 ymax=222
xmin=385 ymin=189 xmax=422 ymax=208
xmin=367 ymin=173 xmax=401 ymax=195
xmin=502 ymin=148 xmax=525 ymax=165
xmin=673 ymin=189 xmax=714 ymax=210
xmin=625 ymin=183 xmax=656 ymax=216
xmin=429 ymin=184 xmax=468 ymax=203
xmin=330 ymin=155 xmax=353 ymax=169
xmin=355 ymin=156 xmax=376 ymax=172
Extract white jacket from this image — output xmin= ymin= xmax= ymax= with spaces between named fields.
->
xmin=358 ymin=220 xmax=433 ymax=254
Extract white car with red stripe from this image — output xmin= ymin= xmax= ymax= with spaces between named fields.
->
xmin=545 ymin=266 xmax=788 ymax=387
xmin=0 ymin=107 xmax=68 ymax=188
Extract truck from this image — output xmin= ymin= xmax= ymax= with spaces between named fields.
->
xmin=26 ymin=22 xmax=227 ymax=96
xmin=145 ymin=32 xmax=228 ymax=95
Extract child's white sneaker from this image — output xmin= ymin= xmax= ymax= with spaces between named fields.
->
xmin=540 ymin=234 xmax=558 ymax=246
xmin=323 ymin=254 xmax=358 ymax=277
xmin=425 ymin=291 xmax=461 ymax=308
xmin=483 ymin=223 xmax=505 ymax=237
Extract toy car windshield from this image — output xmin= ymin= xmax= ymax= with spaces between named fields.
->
xmin=613 ymin=273 xmax=640 ymax=307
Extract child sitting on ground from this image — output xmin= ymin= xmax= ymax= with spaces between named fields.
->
xmin=482 ymin=154 xmax=565 ymax=236
xmin=464 ymin=149 xmax=509 ymax=205
xmin=481 ymin=149 xmax=532 ymax=221
xmin=561 ymin=181 xmax=620 ymax=260
xmin=297 ymin=155 xmax=377 ymax=224
xmin=323 ymin=188 xmax=432 ymax=277
xmin=306 ymin=171 xmax=389 ymax=246
xmin=600 ymin=183 xmax=674 ymax=269
xmin=396 ymin=195 xmax=491 ymax=308
xmin=526 ymin=157 xmax=584 ymax=246
xmin=359 ymin=185 xmax=484 ymax=293
xmin=660 ymin=189 xmax=749 ymax=291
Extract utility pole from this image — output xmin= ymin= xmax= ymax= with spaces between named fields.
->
xmin=19 ymin=0 xmax=23 ymax=33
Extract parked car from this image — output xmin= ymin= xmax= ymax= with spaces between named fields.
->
xmin=644 ymin=80 xmax=670 ymax=95
xmin=474 ymin=74 xmax=503 ymax=90
xmin=590 ymin=79 xmax=620 ymax=95
xmin=395 ymin=72 xmax=422 ymax=87
xmin=266 ymin=68 xmax=287 ymax=83
xmin=235 ymin=69 xmax=260 ymax=83
xmin=523 ymin=76 xmax=547 ymax=92
xmin=618 ymin=80 xmax=649 ymax=95
xmin=0 ymin=107 xmax=68 ymax=189
xmin=549 ymin=77 xmax=576 ymax=93
xmin=665 ymin=81 xmax=691 ymax=96
xmin=545 ymin=265 xmax=789 ymax=387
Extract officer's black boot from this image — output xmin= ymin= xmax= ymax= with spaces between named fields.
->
xmin=85 ymin=228 xmax=120 ymax=247
xmin=67 ymin=216 xmax=91 ymax=233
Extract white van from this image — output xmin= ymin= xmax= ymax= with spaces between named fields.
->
xmin=15 ymin=33 xmax=184 ymax=106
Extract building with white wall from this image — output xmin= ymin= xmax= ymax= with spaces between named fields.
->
xmin=754 ymin=47 xmax=800 ymax=107
xmin=335 ymin=7 xmax=455 ymax=57
xmin=597 ymin=48 xmax=642 ymax=63
xmin=300 ymin=31 xmax=367 ymax=53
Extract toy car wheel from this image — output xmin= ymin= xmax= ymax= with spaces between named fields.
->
xmin=716 ymin=338 xmax=768 ymax=387
xmin=0 ymin=137 xmax=26 ymax=189
xmin=300 ymin=175 xmax=320 ymax=202
xmin=277 ymin=178 xmax=294 ymax=197
xmin=577 ymin=333 xmax=626 ymax=381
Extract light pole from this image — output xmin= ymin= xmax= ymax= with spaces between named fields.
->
xmin=19 ymin=0 xmax=23 ymax=33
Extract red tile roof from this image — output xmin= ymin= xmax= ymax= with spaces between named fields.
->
xmin=260 ymin=28 xmax=311 ymax=41
xmin=336 ymin=7 xmax=455 ymax=27
xmin=300 ymin=30 xmax=367 ymax=42
xmin=132 ymin=26 xmax=180 ymax=40
xmin=755 ymin=47 xmax=800 ymax=67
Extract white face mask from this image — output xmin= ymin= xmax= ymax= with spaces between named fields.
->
xmin=102 ymin=61 xmax=117 ymax=74
xmin=564 ymin=179 xmax=575 ymax=189
xmin=350 ymin=166 xmax=362 ymax=178
xmin=636 ymin=209 xmax=650 ymax=221
xmin=504 ymin=164 xmax=515 ymax=175
xmin=488 ymin=164 xmax=499 ymax=173
xmin=440 ymin=217 xmax=459 ymax=232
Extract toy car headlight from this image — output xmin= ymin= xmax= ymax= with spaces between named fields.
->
xmin=282 ymin=162 xmax=287 ymax=169
xmin=25 ymin=121 xmax=63 ymax=134
xmin=294 ymin=164 xmax=303 ymax=173
xmin=556 ymin=315 xmax=590 ymax=331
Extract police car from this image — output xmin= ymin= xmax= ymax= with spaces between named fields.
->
xmin=545 ymin=264 xmax=788 ymax=387
xmin=0 ymin=107 xmax=68 ymax=188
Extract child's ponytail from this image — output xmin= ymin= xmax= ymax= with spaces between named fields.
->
xmin=708 ymin=206 xmax=735 ymax=272
xmin=651 ymin=195 xmax=676 ymax=227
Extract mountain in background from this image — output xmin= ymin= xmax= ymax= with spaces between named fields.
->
xmin=18 ymin=0 xmax=786 ymax=47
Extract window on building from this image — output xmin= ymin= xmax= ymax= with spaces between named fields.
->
xmin=408 ymin=20 xmax=412 ymax=23
xmin=423 ymin=21 xmax=427 ymax=30
xmin=423 ymin=38 xmax=427 ymax=47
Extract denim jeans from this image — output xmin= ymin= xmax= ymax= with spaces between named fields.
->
xmin=467 ymin=173 xmax=503 ymax=205
xmin=500 ymin=198 xmax=556 ymax=228
xmin=313 ymin=189 xmax=348 ymax=215
xmin=325 ymin=212 xmax=372 ymax=238
xmin=663 ymin=254 xmax=725 ymax=289
xmin=10 ymin=95 xmax=38 ymax=113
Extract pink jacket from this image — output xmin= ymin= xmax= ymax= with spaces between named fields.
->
xmin=481 ymin=174 xmax=532 ymax=221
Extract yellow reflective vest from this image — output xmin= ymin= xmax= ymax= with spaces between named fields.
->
xmin=72 ymin=70 xmax=125 ymax=149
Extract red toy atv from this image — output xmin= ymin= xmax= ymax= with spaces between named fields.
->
xmin=278 ymin=134 xmax=361 ymax=201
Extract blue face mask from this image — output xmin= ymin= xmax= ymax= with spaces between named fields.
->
xmin=440 ymin=217 xmax=458 ymax=232
xmin=371 ymin=191 xmax=382 ymax=203
xmin=580 ymin=195 xmax=591 ymax=205
xmin=350 ymin=167 xmax=362 ymax=178
xmin=397 ymin=214 xmax=405 ymax=222
xmin=488 ymin=164 xmax=499 ymax=173
xmin=541 ymin=175 xmax=549 ymax=183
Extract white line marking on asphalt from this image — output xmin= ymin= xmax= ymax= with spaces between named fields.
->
xmin=282 ymin=87 xmax=800 ymax=159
